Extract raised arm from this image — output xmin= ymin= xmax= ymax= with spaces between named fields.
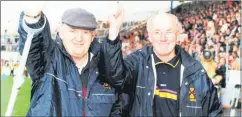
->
xmin=101 ymin=37 xmax=141 ymax=92
xmin=18 ymin=3 xmax=54 ymax=82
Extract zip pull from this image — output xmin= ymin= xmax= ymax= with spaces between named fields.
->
xmin=179 ymin=110 xmax=182 ymax=117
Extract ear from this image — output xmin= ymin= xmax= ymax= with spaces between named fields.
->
xmin=176 ymin=32 xmax=183 ymax=43
xmin=147 ymin=32 xmax=152 ymax=43
xmin=91 ymin=31 xmax=96 ymax=42
xmin=176 ymin=34 xmax=180 ymax=43
xmin=59 ymin=24 xmax=65 ymax=40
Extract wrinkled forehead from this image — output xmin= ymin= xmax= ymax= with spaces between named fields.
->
xmin=151 ymin=14 xmax=178 ymax=32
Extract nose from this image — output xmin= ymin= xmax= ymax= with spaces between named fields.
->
xmin=75 ymin=31 xmax=83 ymax=42
xmin=160 ymin=32 xmax=166 ymax=42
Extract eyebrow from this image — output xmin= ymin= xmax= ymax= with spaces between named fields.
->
xmin=166 ymin=28 xmax=173 ymax=32
xmin=154 ymin=24 xmax=177 ymax=32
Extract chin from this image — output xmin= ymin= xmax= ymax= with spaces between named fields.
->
xmin=157 ymin=52 xmax=171 ymax=56
xmin=70 ymin=50 xmax=86 ymax=57
xmin=156 ymin=47 xmax=174 ymax=56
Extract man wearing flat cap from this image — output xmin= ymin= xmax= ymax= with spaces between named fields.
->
xmin=18 ymin=2 xmax=124 ymax=116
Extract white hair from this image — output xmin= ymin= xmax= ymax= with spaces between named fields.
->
xmin=146 ymin=11 xmax=182 ymax=34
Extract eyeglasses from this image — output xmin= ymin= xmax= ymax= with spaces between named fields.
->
xmin=152 ymin=30 xmax=177 ymax=39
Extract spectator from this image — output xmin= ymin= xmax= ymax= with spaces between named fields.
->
xmin=216 ymin=57 xmax=227 ymax=88
xmin=206 ymin=17 xmax=216 ymax=39
xmin=230 ymin=51 xmax=240 ymax=70
xmin=9 ymin=63 xmax=14 ymax=76
xmin=201 ymin=50 xmax=222 ymax=84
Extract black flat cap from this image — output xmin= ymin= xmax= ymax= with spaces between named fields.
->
xmin=61 ymin=8 xmax=97 ymax=31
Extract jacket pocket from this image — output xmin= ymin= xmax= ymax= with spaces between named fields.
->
xmin=91 ymin=93 xmax=116 ymax=103
xmin=183 ymin=92 xmax=205 ymax=116
xmin=67 ymin=88 xmax=81 ymax=99
xmin=185 ymin=105 xmax=203 ymax=116
xmin=87 ymin=93 xmax=116 ymax=116
xmin=28 ymin=88 xmax=51 ymax=116
xmin=134 ymin=86 xmax=145 ymax=116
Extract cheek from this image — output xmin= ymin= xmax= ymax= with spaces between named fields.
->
xmin=62 ymin=39 xmax=74 ymax=53
xmin=167 ymin=38 xmax=177 ymax=45
xmin=84 ymin=36 xmax=93 ymax=46
xmin=63 ymin=31 xmax=75 ymax=40
xmin=62 ymin=37 xmax=71 ymax=46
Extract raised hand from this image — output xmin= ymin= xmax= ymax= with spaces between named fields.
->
xmin=22 ymin=1 xmax=45 ymax=17
xmin=107 ymin=2 xmax=124 ymax=40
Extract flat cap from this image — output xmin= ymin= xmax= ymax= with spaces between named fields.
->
xmin=61 ymin=8 xmax=97 ymax=31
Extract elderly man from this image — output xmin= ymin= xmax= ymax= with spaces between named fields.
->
xmin=102 ymin=12 xmax=222 ymax=116
xmin=18 ymin=3 xmax=124 ymax=117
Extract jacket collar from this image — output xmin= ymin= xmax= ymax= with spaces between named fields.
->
xmin=144 ymin=45 xmax=203 ymax=79
xmin=178 ymin=45 xmax=203 ymax=79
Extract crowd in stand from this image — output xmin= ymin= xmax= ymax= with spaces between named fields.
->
xmin=175 ymin=1 xmax=240 ymax=70
xmin=120 ymin=1 xmax=241 ymax=71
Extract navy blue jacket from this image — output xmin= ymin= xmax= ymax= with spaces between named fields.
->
xmin=101 ymin=38 xmax=222 ymax=116
xmin=18 ymin=12 xmax=122 ymax=116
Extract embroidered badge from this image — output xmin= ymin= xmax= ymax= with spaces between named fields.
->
xmin=189 ymin=88 xmax=196 ymax=102
xmin=103 ymin=83 xmax=111 ymax=89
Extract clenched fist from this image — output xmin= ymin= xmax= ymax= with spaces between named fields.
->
xmin=21 ymin=1 xmax=45 ymax=23
xmin=108 ymin=3 xmax=124 ymax=40
xmin=22 ymin=1 xmax=45 ymax=17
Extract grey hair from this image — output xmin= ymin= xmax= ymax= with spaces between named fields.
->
xmin=146 ymin=11 xmax=183 ymax=34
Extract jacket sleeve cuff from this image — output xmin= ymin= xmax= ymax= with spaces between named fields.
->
xmin=106 ymin=34 xmax=120 ymax=45
xmin=25 ymin=12 xmax=45 ymax=29
xmin=21 ymin=11 xmax=47 ymax=35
